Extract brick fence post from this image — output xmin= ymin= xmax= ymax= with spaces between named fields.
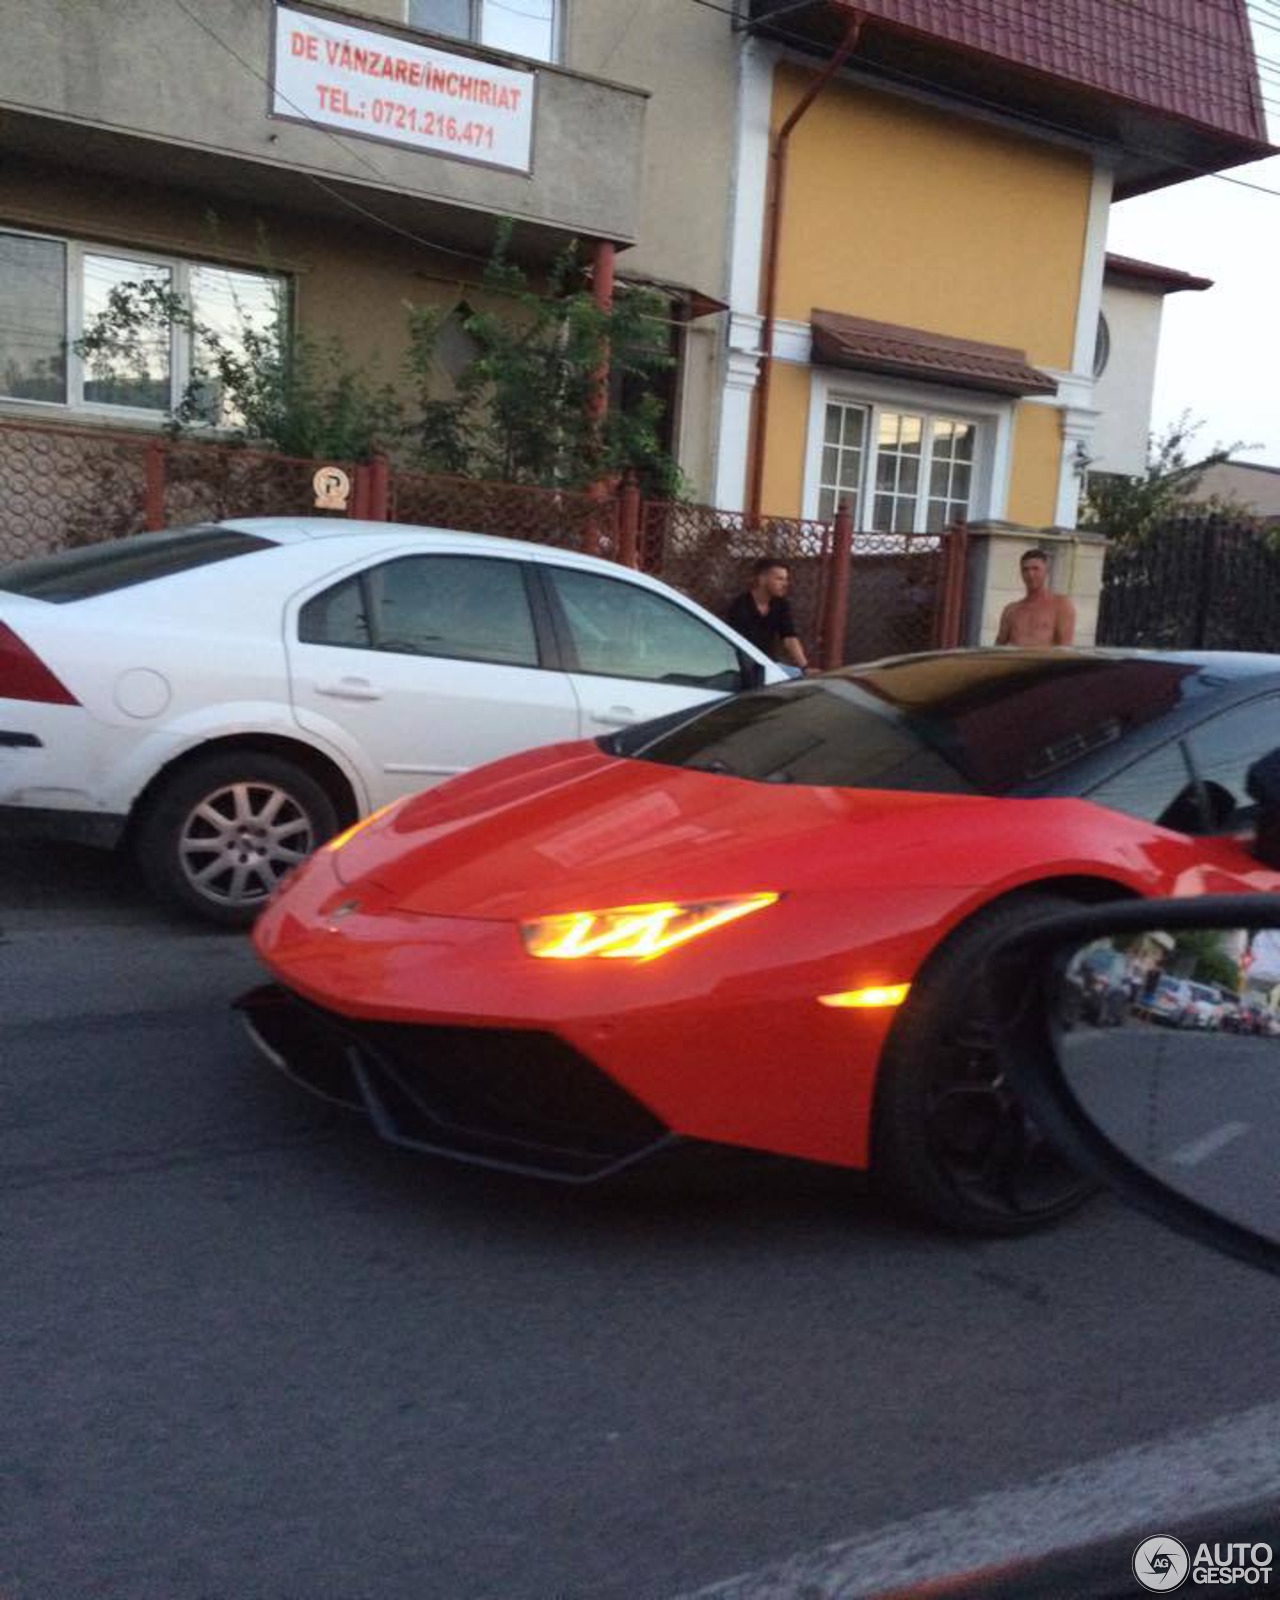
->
xmin=617 ymin=472 xmax=641 ymax=567
xmin=821 ymin=503 xmax=853 ymax=668
xmin=368 ymin=454 xmax=391 ymax=522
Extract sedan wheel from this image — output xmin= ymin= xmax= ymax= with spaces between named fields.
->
xmin=135 ymin=751 xmax=339 ymax=926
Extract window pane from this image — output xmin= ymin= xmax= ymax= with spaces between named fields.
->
xmin=298 ymin=574 xmax=371 ymax=647
xmin=0 ymin=234 xmax=66 ymax=402
xmin=82 ymin=254 xmax=171 ymax=410
xmin=625 ymin=656 xmax=1206 ymax=796
xmin=367 ymin=555 xmax=538 ymax=667
xmin=548 ymin=567 xmax=741 ymax=689
xmin=481 ymin=0 xmax=555 ymax=61
xmin=820 ymin=402 xmax=865 ymax=525
xmin=0 ymin=526 xmax=271 ymax=602
xmin=1185 ymin=698 xmax=1280 ymax=823
xmin=1088 ymin=741 xmax=1195 ymax=825
xmin=408 ymin=0 xmax=471 ymax=38
xmin=189 ymin=265 xmax=284 ymax=428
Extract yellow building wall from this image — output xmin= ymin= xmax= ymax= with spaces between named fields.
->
xmin=761 ymin=363 xmax=812 ymax=520
xmin=1007 ymin=403 xmax=1064 ymax=527
xmin=762 ymin=67 xmax=1091 ymax=522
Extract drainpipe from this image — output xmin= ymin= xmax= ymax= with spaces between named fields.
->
xmin=746 ymin=9 xmax=864 ymax=523
xmin=583 ymin=238 xmax=617 ymax=555
xmin=587 ymin=236 xmax=616 ymax=435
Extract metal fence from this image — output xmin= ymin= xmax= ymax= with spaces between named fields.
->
xmin=391 ymin=466 xmax=617 ymax=556
xmin=640 ymin=500 xmax=835 ymax=664
xmin=1097 ymin=514 xmax=1280 ymax=650
xmin=0 ymin=419 xmax=964 ymax=664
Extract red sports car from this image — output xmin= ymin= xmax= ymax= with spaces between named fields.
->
xmin=242 ymin=648 xmax=1280 ymax=1234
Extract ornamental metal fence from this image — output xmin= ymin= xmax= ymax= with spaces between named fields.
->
xmin=1096 ymin=514 xmax=1280 ymax=651
xmin=0 ymin=418 xmax=967 ymax=665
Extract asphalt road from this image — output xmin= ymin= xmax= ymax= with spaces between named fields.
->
xmin=3 ymin=841 xmax=1280 ymax=1600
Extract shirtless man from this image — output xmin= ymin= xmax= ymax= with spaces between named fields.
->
xmin=995 ymin=548 xmax=1076 ymax=646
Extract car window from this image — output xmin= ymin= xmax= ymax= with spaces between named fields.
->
xmin=544 ymin=566 xmax=743 ymax=690
xmin=616 ymin=653 xmax=1209 ymax=793
xmin=1086 ymin=739 xmax=1197 ymax=828
xmin=299 ymin=555 xmax=539 ymax=668
xmin=1184 ymin=695 xmax=1280 ymax=826
xmin=1091 ymin=695 xmax=1280 ymax=833
xmin=0 ymin=526 xmax=273 ymax=601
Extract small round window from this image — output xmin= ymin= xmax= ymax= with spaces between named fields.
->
xmin=1092 ymin=312 xmax=1111 ymax=378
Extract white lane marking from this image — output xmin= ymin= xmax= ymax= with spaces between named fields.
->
xmin=672 ymin=1399 xmax=1280 ymax=1599
xmin=1167 ymin=1121 xmax=1251 ymax=1168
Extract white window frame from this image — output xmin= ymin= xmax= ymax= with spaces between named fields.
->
xmin=802 ymin=368 xmax=1014 ymax=531
xmin=405 ymin=0 xmax=561 ymax=63
xmin=0 ymin=224 xmax=286 ymax=428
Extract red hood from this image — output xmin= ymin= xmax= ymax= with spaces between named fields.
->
xmin=333 ymin=741 xmax=1041 ymax=920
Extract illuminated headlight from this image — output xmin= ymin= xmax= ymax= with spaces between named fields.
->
xmin=521 ymin=893 xmax=779 ymax=960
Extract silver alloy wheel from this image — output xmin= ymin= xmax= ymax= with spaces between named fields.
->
xmin=177 ymin=779 xmax=316 ymax=909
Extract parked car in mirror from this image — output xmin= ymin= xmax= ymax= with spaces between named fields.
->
xmin=987 ymin=893 xmax=1280 ymax=1275
xmin=0 ymin=520 xmax=784 ymax=923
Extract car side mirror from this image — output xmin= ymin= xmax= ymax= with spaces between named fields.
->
xmin=985 ymin=895 xmax=1280 ymax=1276
xmin=738 ymin=655 xmax=766 ymax=692
xmin=1246 ymin=748 xmax=1280 ymax=867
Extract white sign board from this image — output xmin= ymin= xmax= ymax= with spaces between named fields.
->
xmin=272 ymin=4 xmax=536 ymax=174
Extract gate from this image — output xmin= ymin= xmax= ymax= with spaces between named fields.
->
xmin=1096 ymin=515 xmax=1280 ymax=651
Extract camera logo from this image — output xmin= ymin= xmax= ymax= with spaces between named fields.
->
xmin=1133 ymin=1535 xmax=1190 ymax=1592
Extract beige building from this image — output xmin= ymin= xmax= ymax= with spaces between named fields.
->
xmin=0 ymin=0 xmax=1271 ymax=573
xmin=0 ymin=0 xmax=740 ymax=498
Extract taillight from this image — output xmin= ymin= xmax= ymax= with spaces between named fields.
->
xmin=0 ymin=621 xmax=79 ymax=705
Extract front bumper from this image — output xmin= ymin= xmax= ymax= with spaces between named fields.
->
xmin=237 ymin=983 xmax=677 ymax=1182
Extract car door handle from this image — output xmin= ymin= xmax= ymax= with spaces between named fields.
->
xmin=590 ymin=706 xmax=639 ymax=728
xmin=314 ymin=676 xmax=383 ymax=702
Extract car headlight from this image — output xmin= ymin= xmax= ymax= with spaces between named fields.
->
xmin=521 ymin=893 xmax=779 ymax=961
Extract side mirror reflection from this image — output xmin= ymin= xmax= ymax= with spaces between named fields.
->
xmin=987 ymin=895 xmax=1280 ymax=1274
xmin=1054 ymin=926 xmax=1280 ymax=1245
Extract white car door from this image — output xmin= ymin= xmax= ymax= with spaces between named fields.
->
xmin=537 ymin=563 xmax=759 ymax=735
xmin=286 ymin=551 xmax=579 ymax=806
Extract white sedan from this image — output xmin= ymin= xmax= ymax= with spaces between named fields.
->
xmin=0 ymin=518 xmax=784 ymax=923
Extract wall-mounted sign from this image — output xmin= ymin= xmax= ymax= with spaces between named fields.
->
xmin=312 ymin=465 xmax=351 ymax=510
xmin=272 ymin=4 xmax=535 ymax=174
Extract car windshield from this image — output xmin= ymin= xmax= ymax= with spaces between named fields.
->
xmin=0 ymin=525 xmax=275 ymax=602
xmin=613 ymin=651 xmax=1204 ymax=795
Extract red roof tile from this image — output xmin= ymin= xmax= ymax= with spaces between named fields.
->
xmin=810 ymin=310 xmax=1057 ymax=396
xmin=752 ymin=0 xmax=1276 ymax=190
xmin=829 ymin=0 xmax=1268 ymax=144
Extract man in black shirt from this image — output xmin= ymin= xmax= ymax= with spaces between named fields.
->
xmin=725 ymin=557 xmax=813 ymax=672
